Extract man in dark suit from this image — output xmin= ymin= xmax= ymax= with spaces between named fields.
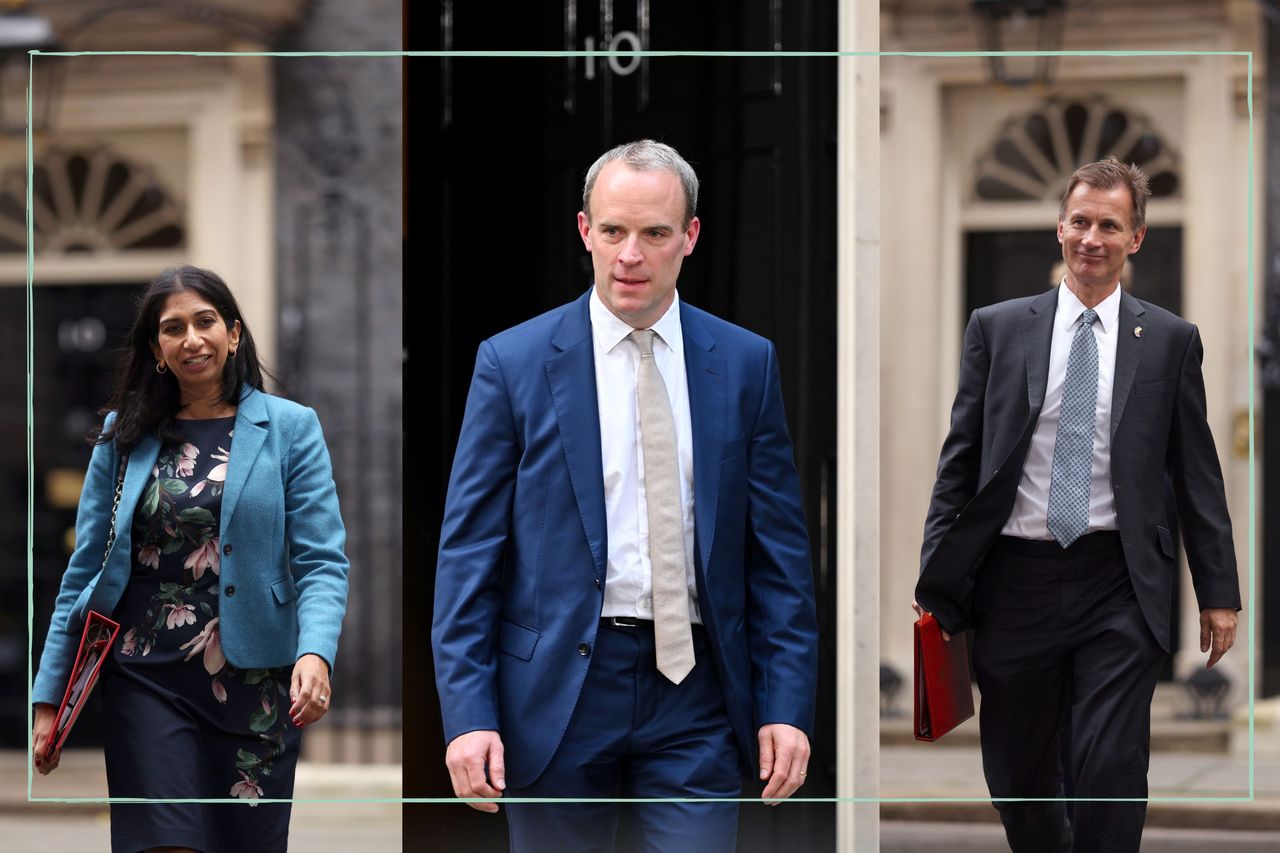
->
xmin=433 ymin=140 xmax=819 ymax=852
xmin=915 ymin=157 xmax=1241 ymax=852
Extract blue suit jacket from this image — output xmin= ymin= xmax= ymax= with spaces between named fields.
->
xmin=33 ymin=386 xmax=350 ymax=706
xmin=433 ymin=291 xmax=819 ymax=788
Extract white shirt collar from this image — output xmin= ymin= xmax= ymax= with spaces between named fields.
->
xmin=589 ymin=287 xmax=683 ymax=354
xmin=1056 ymin=280 xmax=1122 ymax=334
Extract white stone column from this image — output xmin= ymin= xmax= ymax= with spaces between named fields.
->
xmin=1178 ymin=52 xmax=1250 ymax=707
xmin=878 ymin=56 xmax=944 ymax=685
xmin=186 ymin=52 xmax=276 ymax=376
xmin=837 ymin=4 xmax=879 ymax=850
xmin=230 ymin=50 xmax=277 ymax=374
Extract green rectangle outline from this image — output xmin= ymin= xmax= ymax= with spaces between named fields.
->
xmin=25 ymin=48 xmax=1255 ymax=807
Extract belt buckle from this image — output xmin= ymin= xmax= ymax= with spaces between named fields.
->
xmin=607 ymin=616 xmax=640 ymax=628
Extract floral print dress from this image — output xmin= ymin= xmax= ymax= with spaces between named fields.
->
xmin=102 ymin=416 xmax=299 ymax=853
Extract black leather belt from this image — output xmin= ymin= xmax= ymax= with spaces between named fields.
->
xmin=601 ymin=616 xmax=652 ymax=629
xmin=600 ymin=616 xmax=705 ymax=632
xmin=994 ymin=530 xmax=1122 ymax=556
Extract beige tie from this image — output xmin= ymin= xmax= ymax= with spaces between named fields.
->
xmin=629 ymin=329 xmax=696 ymax=684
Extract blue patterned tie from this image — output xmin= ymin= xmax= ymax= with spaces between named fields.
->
xmin=1046 ymin=308 xmax=1099 ymax=548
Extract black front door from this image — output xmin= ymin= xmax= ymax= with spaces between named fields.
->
xmin=12 ymin=282 xmax=142 ymax=747
xmin=409 ymin=2 xmax=838 ymax=849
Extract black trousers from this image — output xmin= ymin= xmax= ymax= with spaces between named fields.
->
xmin=971 ymin=532 xmax=1164 ymax=853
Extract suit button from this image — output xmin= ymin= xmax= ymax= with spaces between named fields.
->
xmin=224 ymin=585 xmax=236 ymax=597
xmin=577 ymin=643 xmax=590 ymax=656
xmin=223 ymin=544 xmax=233 ymax=555
xmin=594 ymin=578 xmax=602 ymax=589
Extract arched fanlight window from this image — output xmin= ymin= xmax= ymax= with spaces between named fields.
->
xmin=972 ymin=96 xmax=1180 ymax=203
xmin=0 ymin=144 xmax=185 ymax=253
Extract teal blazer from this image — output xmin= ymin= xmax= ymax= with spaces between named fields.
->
xmin=33 ymin=387 xmax=350 ymax=706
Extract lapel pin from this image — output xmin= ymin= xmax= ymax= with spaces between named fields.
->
xmin=1133 ymin=326 xmax=1143 ymax=338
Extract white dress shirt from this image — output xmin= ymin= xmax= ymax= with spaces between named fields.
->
xmin=589 ymin=289 xmax=701 ymax=623
xmin=1002 ymin=283 xmax=1121 ymax=540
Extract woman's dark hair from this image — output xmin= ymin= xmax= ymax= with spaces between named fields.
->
xmin=95 ymin=265 xmax=271 ymax=452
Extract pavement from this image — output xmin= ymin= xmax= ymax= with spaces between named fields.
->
xmin=4 ymin=749 xmax=402 ymax=851
xmin=880 ymin=684 xmax=1280 ymax=840
xmin=11 ymin=684 xmax=1280 ymax=851
xmin=881 ymin=822 xmax=1280 ymax=852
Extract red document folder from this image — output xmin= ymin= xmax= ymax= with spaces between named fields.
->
xmin=43 ymin=610 xmax=120 ymax=759
xmin=914 ymin=612 xmax=975 ymax=742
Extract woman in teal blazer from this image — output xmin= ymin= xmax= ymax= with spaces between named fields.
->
xmin=31 ymin=266 xmax=349 ymax=853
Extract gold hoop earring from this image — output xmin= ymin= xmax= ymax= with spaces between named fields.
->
xmin=155 ymin=361 xmax=168 ymax=374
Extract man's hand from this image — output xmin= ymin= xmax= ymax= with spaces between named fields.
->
xmin=1200 ymin=608 xmax=1238 ymax=668
xmin=445 ymin=730 xmax=506 ymax=813
xmin=758 ymin=723 xmax=810 ymax=804
xmin=911 ymin=600 xmax=950 ymax=642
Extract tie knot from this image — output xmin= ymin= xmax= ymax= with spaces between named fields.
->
xmin=629 ymin=328 xmax=657 ymax=357
xmin=1079 ymin=309 xmax=1098 ymax=329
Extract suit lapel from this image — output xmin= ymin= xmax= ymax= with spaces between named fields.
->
xmin=221 ymin=387 xmax=269 ymax=534
xmin=681 ymin=304 xmax=726 ymax=574
xmin=1110 ymin=292 xmax=1146 ymax=441
xmin=545 ymin=293 xmax=608 ymax=578
xmin=1022 ymin=288 xmax=1058 ymax=411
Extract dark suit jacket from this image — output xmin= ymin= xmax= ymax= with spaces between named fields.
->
xmin=916 ymin=287 xmax=1240 ymax=650
xmin=433 ymin=290 xmax=819 ymax=789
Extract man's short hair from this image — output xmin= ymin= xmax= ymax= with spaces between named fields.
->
xmin=1058 ymin=156 xmax=1151 ymax=232
xmin=582 ymin=140 xmax=700 ymax=229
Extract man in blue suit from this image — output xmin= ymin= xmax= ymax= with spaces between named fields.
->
xmin=433 ymin=140 xmax=819 ymax=851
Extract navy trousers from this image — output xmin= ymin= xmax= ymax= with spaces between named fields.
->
xmin=505 ymin=621 xmax=741 ymax=853
xmin=100 ymin=664 xmax=300 ymax=853
xmin=972 ymin=532 xmax=1164 ymax=853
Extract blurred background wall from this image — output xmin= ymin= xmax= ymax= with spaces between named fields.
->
xmin=3 ymin=0 xmax=401 ymax=769
xmin=879 ymin=0 xmax=1259 ymax=744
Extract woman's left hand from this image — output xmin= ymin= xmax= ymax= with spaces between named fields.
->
xmin=289 ymin=653 xmax=332 ymax=728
